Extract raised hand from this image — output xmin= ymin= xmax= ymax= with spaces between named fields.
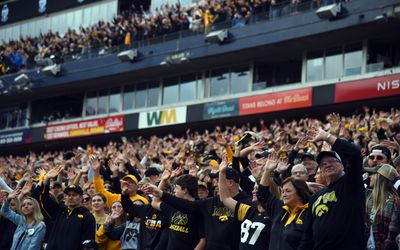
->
xmin=46 ymin=165 xmax=63 ymax=179
xmin=327 ymin=112 xmax=341 ymax=135
xmin=108 ymin=159 xmax=118 ymax=174
xmin=306 ymin=126 xmax=329 ymax=142
xmin=294 ymin=135 xmax=308 ymax=151
xmin=264 ymin=153 xmax=278 ymax=171
xmin=161 ymin=169 xmax=172 ymax=181
xmin=142 ymin=183 xmax=163 ymax=198
xmin=21 ymin=179 xmax=33 ymax=195
xmin=249 ymin=160 xmax=262 ymax=180
xmin=7 ymin=188 xmax=21 ymax=200
xmin=90 ymin=156 xmax=101 ymax=172
xmin=276 ymin=158 xmax=289 ymax=173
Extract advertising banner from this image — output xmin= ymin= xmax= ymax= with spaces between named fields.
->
xmin=239 ymin=88 xmax=312 ymax=115
xmin=0 ymin=129 xmax=31 ymax=146
xmin=45 ymin=115 xmax=124 ymax=140
xmin=138 ymin=106 xmax=187 ymax=129
xmin=335 ymin=73 xmax=400 ymax=103
xmin=203 ymin=99 xmax=239 ymax=120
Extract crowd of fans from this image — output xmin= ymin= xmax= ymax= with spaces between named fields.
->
xmin=0 ymin=0 xmax=325 ymax=76
xmin=0 ymin=105 xmax=400 ymax=249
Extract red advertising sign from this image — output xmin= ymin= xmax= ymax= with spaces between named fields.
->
xmin=335 ymin=73 xmax=400 ymax=103
xmin=45 ymin=115 xmax=124 ymax=140
xmin=239 ymin=88 xmax=312 ymax=115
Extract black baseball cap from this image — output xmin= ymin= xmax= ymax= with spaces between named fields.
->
xmin=317 ymin=151 xmax=342 ymax=164
xmin=301 ymin=152 xmax=316 ymax=162
xmin=64 ymin=184 xmax=83 ymax=196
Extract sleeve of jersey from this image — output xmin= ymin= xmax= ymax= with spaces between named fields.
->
xmin=257 ymin=184 xmax=282 ymax=218
xmin=161 ymin=192 xmax=202 ymax=215
xmin=331 ymin=138 xmax=363 ymax=187
xmin=121 ymin=193 xmax=147 ymax=217
xmin=234 ymin=202 xmax=251 ymax=222
xmin=38 ymin=183 xmax=60 ymax=219
xmin=80 ymin=213 xmax=96 ymax=245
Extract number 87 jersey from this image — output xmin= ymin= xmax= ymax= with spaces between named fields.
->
xmin=235 ymin=202 xmax=272 ymax=250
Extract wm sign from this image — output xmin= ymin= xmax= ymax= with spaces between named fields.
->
xmin=138 ymin=107 xmax=187 ymax=129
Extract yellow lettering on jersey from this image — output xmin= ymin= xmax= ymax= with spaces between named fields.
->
xmin=212 ymin=206 xmax=234 ymax=218
xmin=145 ymin=219 xmax=162 ymax=229
xmin=169 ymin=224 xmax=189 ymax=233
xmin=312 ymin=191 xmax=338 ymax=217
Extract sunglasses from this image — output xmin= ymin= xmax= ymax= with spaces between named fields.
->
xmin=83 ymin=197 xmax=91 ymax=202
xmin=368 ymin=155 xmax=384 ymax=161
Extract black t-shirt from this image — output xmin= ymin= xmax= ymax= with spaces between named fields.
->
xmin=121 ymin=194 xmax=168 ymax=250
xmin=235 ymin=203 xmax=271 ymax=250
xmin=160 ymin=202 xmax=204 ymax=250
xmin=161 ymin=191 xmax=252 ymax=250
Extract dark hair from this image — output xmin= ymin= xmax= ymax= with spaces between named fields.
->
xmin=174 ymin=174 xmax=198 ymax=199
xmin=282 ymin=177 xmax=311 ymax=204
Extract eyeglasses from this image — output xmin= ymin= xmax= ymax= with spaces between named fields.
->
xmin=319 ymin=159 xmax=341 ymax=167
xmin=368 ymin=155 xmax=385 ymax=161
xmin=83 ymin=197 xmax=90 ymax=202
xmin=291 ymin=171 xmax=307 ymax=176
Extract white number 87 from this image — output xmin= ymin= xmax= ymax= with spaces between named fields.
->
xmin=240 ymin=220 xmax=266 ymax=245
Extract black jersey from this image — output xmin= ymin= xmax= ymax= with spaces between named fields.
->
xmin=235 ymin=203 xmax=271 ymax=250
xmin=161 ymin=202 xmax=204 ymax=250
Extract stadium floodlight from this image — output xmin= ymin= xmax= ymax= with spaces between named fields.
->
xmin=42 ymin=64 xmax=61 ymax=76
xmin=206 ymin=29 xmax=229 ymax=44
xmin=14 ymin=74 xmax=30 ymax=85
xmin=118 ymin=48 xmax=138 ymax=62
xmin=316 ymin=3 xmax=341 ymax=19
xmin=164 ymin=51 xmax=191 ymax=65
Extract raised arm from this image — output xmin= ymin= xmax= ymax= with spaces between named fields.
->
xmin=219 ymin=155 xmax=237 ymax=212
xmin=143 ymin=182 xmax=202 ymax=215
xmin=39 ymin=165 xmax=63 ymax=219
xmin=91 ymin=156 xmax=120 ymax=208
xmin=1 ymin=189 xmax=23 ymax=226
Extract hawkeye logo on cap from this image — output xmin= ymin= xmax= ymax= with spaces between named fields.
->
xmin=77 ymin=214 xmax=84 ymax=219
xmin=69 ymin=185 xmax=76 ymax=188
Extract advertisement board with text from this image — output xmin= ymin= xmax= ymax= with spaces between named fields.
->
xmin=239 ymin=88 xmax=312 ymax=115
xmin=45 ymin=115 xmax=124 ymax=140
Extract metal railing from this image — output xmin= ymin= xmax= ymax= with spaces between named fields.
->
xmin=4 ymin=0 xmax=334 ymax=75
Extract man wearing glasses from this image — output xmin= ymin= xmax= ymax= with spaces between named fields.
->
xmin=366 ymin=145 xmax=391 ymax=169
xmin=300 ymin=127 xmax=365 ymax=250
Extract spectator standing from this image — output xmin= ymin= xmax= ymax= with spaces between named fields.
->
xmin=365 ymin=164 xmax=400 ymax=250
xmin=1 ymin=190 xmax=46 ymax=250
xmin=144 ymin=165 xmax=252 ymax=250
xmin=39 ymin=165 xmax=96 ymax=250
xmin=219 ymin=158 xmax=272 ymax=250
xmin=91 ymin=156 xmax=148 ymax=208
xmin=300 ymin=127 xmax=365 ymax=250
xmin=258 ymin=154 xmax=311 ymax=250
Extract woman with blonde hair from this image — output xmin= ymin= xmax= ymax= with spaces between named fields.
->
xmin=365 ymin=164 xmax=400 ymax=250
xmin=1 ymin=189 xmax=46 ymax=250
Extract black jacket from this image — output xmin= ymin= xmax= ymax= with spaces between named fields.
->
xmin=39 ymin=183 xmax=96 ymax=250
